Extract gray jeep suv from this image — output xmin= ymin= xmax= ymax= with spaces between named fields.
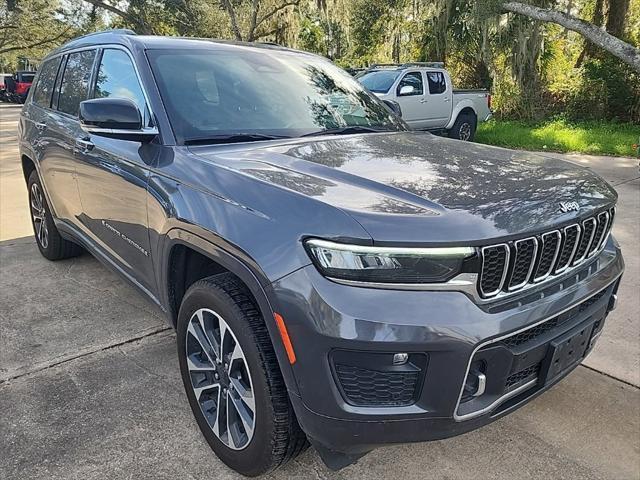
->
xmin=18 ymin=30 xmax=624 ymax=476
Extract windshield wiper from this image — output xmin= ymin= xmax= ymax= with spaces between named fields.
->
xmin=301 ymin=126 xmax=393 ymax=137
xmin=185 ymin=133 xmax=291 ymax=145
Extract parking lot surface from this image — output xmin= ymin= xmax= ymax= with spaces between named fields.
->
xmin=1 ymin=103 xmax=639 ymax=479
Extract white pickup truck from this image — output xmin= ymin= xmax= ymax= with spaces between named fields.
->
xmin=357 ymin=63 xmax=492 ymax=141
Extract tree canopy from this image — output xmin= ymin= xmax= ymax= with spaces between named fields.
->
xmin=1 ymin=0 xmax=638 ymax=121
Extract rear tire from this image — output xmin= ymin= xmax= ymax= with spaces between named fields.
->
xmin=28 ymin=170 xmax=82 ymax=260
xmin=448 ymin=112 xmax=477 ymax=141
xmin=177 ymin=273 xmax=308 ymax=476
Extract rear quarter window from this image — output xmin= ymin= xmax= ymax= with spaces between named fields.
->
xmin=33 ymin=59 xmax=61 ymax=108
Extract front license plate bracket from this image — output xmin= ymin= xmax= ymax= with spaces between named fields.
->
xmin=541 ymin=321 xmax=596 ymax=384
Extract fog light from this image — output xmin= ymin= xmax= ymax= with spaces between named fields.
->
xmin=393 ymin=353 xmax=409 ymax=365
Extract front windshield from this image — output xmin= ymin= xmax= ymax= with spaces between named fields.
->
xmin=358 ymin=70 xmax=401 ymax=93
xmin=147 ymin=47 xmax=405 ymax=144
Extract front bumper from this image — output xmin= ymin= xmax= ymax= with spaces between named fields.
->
xmin=268 ymin=239 xmax=623 ymax=457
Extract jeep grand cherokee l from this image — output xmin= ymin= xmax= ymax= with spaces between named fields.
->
xmin=18 ymin=30 xmax=624 ymax=476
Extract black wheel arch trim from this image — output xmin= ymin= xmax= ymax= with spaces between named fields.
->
xmin=161 ymin=227 xmax=302 ymax=397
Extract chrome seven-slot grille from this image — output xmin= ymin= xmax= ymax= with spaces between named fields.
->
xmin=479 ymin=207 xmax=615 ymax=298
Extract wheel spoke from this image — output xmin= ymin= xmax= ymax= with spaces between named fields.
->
xmin=228 ymin=383 xmax=255 ymax=438
xmin=193 ymin=381 xmax=219 ymax=401
xmin=211 ymin=386 xmax=222 ymax=437
xmin=196 ymin=310 xmax=222 ymax=362
xmin=187 ymin=354 xmax=216 ymax=372
xmin=229 ymin=376 xmax=255 ymax=414
xmin=40 ymin=222 xmax=48 ymax=248
xmin=219 ymin=319 xmax=229 ymax=359
xmin=227 ymin=342 xmax=243 ymax=375
xmin=187 ymin=320 xmax=217 ymax=366
xmin=216 ymin=387 xmax=227 ymax=439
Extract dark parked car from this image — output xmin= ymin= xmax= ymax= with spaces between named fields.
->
xmin=18 ymin=30 xmax=624 ymax=476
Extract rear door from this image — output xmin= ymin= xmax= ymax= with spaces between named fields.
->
xmin=30 ymin=50 xmax=97 ymax=227
xmin=394 ymin=71 xmax=428 ymax=128
xmin=74 ymin=47 xmax=157 ymax=293
xmin=423 ymin=71 xmax=452 ymax=128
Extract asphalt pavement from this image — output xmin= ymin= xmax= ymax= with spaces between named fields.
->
xmin=1 ymin=103 xmax=638 ymax=479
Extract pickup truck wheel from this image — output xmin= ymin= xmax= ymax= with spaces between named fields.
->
xmin=28 ymin=170 xmax=82 ymax=260
xmin=177 ymin=273 xmax=308 ymax=476
xmin=449 ymin=112 xmax=477 ymax=141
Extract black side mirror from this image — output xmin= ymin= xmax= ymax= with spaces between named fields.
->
xmin=383 ymin=100 xmax=402 ymax=117
xmin=79 ymin=97 xmax=157 ymax=142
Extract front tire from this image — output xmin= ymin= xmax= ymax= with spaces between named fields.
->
xmin=28 ymin=170 xmax=82 ymax=260
xmin=448 ymin=112 xmax=477 ymax=141
xmin=177 ymin=273 xmax=307 ymax=476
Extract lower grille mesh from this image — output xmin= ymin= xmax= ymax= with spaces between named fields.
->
xmin=505 ymin=363 xmax=541 ymax=388
xmin=335 ymin=364 xmax=419 ymax=407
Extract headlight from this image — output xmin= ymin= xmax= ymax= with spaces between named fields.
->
xmin=305 ymin=239 xmax=476 ymax=284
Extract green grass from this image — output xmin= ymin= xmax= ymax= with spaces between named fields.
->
xmin=475 ymin=119 xmax=640 ymax=157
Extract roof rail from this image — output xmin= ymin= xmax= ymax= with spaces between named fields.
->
xmin=402 ymin=61 xmax=445 ymax=69
xmin=366 ymin=61 xmax=445 ymax=71
xmin=73 ymin=29 xmax=137 ymax=41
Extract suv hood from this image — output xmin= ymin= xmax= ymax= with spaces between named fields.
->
xmin=190 ymin=132 xmax=617 ymax=245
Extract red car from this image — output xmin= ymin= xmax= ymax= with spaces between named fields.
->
xmin=5 ymin=70 xmax=35 ymax=103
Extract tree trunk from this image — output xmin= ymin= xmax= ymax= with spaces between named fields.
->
xmin=605 ymin=0 xmax=630 ymax=39
xmin=502 ymin=1 xmax=640 ymax=73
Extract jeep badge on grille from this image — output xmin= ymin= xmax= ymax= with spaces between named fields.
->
xmin=559 ymin=201 xmax=580 ymax=213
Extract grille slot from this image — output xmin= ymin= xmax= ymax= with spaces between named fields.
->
xmin=478 ymin=207 xmax=615 ymax=299
xmin=508 ymin=237 xmax=538 ymax=290
xmin=334 ymin=364 xmax=419 ymax=407
xmin=555 ymin=224 xmax=580 ymax=273
xmin=480 ymin=245 xmax=509 ymax=296
xmin=589 ymin=211 xmax=609 ymax=256
xmin=573 ymin=218 xmax=596 ymax=265
xmin=533 ymin=231 xmax=561 ymax=281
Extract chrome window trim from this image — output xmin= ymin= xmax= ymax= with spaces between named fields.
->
xmin=573 ymin=218 xmax=597 ymax=266
xmin=479 ymin=244 xmax=510 ymax=298
xmin=555 ymin=224 xmax=581 ymax=274
xmin=453 ymin=272 xmax=622 ymax=422
xmin=533 ymin=230 xmax=561 ymax=282
xmin=34 ymin=44 xmax=157 ymax=134
xmin=507 ymin=237 xmax=538 ymax=291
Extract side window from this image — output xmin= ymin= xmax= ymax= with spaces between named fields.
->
xmin=94 ymin=49 xmax=149 ymax=125
xmin=427 ymin=72 xmax=447 ymax=94
xmin=58 ymin=49 xmax=97 ymax=117
xmin=33 ymin=58 xmax=61 ymax=108
xmin=397 ymin=72 xmax=423 ymax=96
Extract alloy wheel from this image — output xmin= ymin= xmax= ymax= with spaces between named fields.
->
xmin=186 ymin=308 xmax=256 ymax=450
xmin=30 ymin=183 xmax=48 ymax=249
xmin=459 ymin=122 xmax=472 ymax=141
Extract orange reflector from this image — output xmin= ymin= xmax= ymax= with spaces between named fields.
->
xmin=274 ymin=313 xmax=296 ymax=364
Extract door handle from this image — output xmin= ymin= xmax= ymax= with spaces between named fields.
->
xmin=75 ymin=138 xmax=94 ymax=152
xmin=420 ymin=98 xmax=427 ymax=103
xmin=443 ymin=97 xmax=451 ymax=102
xmin=35 ymin=122 xmax=47 ymax=131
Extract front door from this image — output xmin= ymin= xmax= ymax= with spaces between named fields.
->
xmin=74 ymin=47 xmax=158 ymax=294
xmin=394 ymin=71 xmax=428 ymax=129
